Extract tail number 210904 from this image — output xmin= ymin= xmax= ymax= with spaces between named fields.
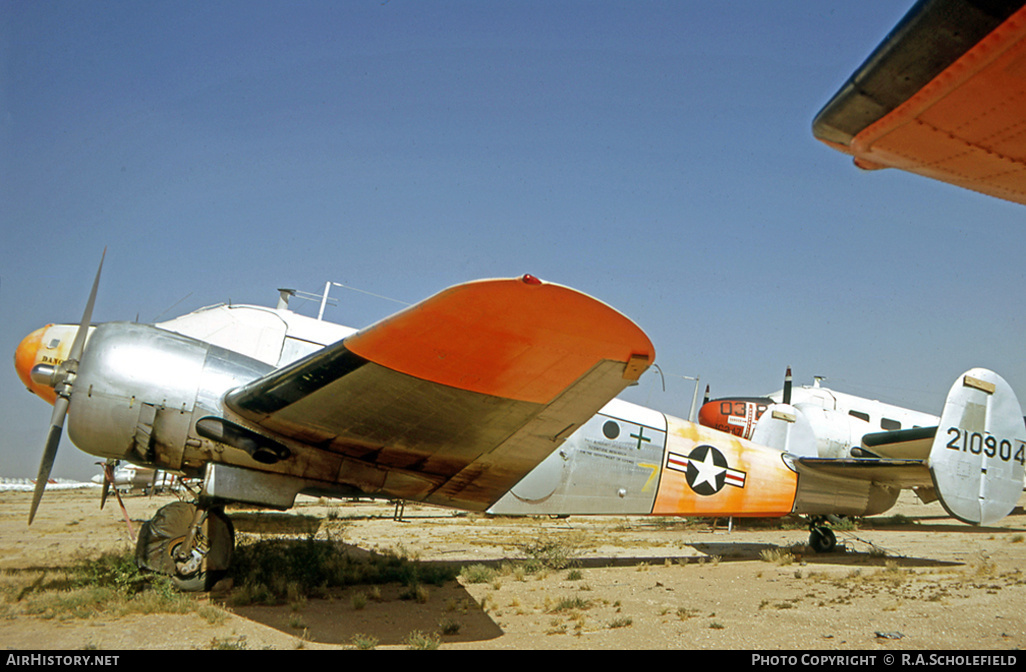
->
xmin=946 ymin=427 xmax=1026 ymax=465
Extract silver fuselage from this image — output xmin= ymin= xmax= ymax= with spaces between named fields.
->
xmin=29 ymin=305 xmax=903 ymax=518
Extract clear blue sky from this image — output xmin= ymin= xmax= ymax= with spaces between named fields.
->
xmin=2 ymin=1 xmax=1024 ymax=481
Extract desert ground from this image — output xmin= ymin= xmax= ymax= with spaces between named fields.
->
xmin=0 ymin=486 xmax=1024 ymax=651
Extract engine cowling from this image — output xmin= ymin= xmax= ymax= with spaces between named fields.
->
xmin=67 ymin=322 xmax=274 ymax=472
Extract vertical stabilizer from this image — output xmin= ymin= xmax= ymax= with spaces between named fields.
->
xmin=929 ymin=369 xmax=1025 ymax=525
xmin=751 ymin=403 xmax=818 ymax=457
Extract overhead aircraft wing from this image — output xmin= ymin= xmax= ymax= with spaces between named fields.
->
xmin=813 ymin=0 xmax=1026 ymax=206
xmin=223 ymin=276 xmax=655 ymax=511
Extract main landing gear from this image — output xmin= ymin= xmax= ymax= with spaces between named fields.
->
xmin=135 ymin=500 xmax=235 ymax=591
xmin=807 ymin=516 xmax=838 ymax=553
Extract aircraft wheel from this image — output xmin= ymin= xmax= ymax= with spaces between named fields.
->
xmin=809 ymin=526 xmax=837 ymax=553
xmin=135 ymin=501 xmax=234 ymax=591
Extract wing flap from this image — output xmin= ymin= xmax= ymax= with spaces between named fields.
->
xmin=431 ymin=358 xmax=628 ymax=506
xmin=224 ymin=276 xmax=654 ymax=509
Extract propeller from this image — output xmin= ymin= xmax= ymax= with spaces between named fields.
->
xmin=28 ymin=249 xmax=105 ymax=524
xmin=783 ymin=366 xmax=792 ymax=405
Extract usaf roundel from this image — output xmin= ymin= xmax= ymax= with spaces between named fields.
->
xmin=667 ymin=444 xmax=747 ymax=496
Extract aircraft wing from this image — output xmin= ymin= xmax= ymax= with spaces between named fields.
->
xmin=224 ymin=276 xmax=654 ymax=511
xmin=813 ymin=0 xmax=1026 ymax=206
xmin=792 ymin=457 xmax=934 ymax=490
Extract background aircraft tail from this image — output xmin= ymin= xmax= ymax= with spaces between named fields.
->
xmin=929 ymin=368 xmax=1025 ymax=525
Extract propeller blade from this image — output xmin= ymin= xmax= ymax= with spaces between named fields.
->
xmin=67 ymin=248 xmax=105 ymax=363
xmin=28 ymin=396 xmax=70 ymax=524
xmin=783 ymin=366 xmax=793 ymax=405
xmin=27 ymin=249 xmax=105 ymax=524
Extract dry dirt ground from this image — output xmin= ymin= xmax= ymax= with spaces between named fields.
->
xmin=1 ymin=487 xmax=1024 ymax=651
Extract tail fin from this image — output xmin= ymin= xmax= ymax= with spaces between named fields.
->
xmin=929 ymin=368 xmax=1025 ymax=525
xmin=750 ymin=403 xmax=818 ymax=457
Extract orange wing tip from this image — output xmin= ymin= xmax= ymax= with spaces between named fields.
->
xmin=345 ymin=277 xmax=654 ymax=404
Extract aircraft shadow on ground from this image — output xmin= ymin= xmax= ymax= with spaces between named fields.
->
xmin=221 ymin=577 xmax=504 ymax=647
xmin=213 ymin=504 xmax=1025 ymax=645
xmin=212 ymin=535 xmax=961 ymax=646
xmin=862 ymin=521 xmax=1026 ymax=534
xmin=214 ymin=537 xmax=504 ymax=647
xmin=687 ymin=542 xmax=961 ymax=569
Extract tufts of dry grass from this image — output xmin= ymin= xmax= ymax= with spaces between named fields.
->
xmin=759 ymin=547 xmax=794 ymax=566
xmin=1 ymin=550 xmax=219 ymax=622
xmin=517 ymin=534 xmax=584 ymax=572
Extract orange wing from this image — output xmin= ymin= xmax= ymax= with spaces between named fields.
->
xmin=225 ymin=276 xmax=654 ymax=510
xmin=813 ymin=1 xmax=1026 ymax=206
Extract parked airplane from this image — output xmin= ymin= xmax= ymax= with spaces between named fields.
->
xmin=698 ymin=368 xmax=940 ymax=459
xmin=0 ymin=477 xmax=95 ymax=493
xmin=90 ymin=463 xmax=178 ymax=494
xmin=14 ymin=257 xmax=1026 ymax=589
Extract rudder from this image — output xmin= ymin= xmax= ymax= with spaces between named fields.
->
xmin=929 ymin=368 xmax=1026 ymax=525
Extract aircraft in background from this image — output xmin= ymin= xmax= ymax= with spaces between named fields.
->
xmin=15 ymin=256 xmax=1026 ymax=589
xmin=814 ymin=0 xmax=1026 ymax=206
xmin=698 ymin=368 xmax=939 ymax=459
xmin=0 ymin=477 xmax=94 ymax=493
xmin=90 ymin=462 xmax=178 ymax=495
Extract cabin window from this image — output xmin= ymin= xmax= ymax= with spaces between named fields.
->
xmin=881 ymin=418 xmax=901 ymax=431
xmin=849 ymin=410 xmax=870 ymax=422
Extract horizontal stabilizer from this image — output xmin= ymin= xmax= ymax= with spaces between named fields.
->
xmin=929 ymin=369 xmax=1026 ymax=525
xmin=859 ymin=426 xmax=936 ymax=460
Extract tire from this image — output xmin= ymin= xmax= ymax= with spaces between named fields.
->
xmin=135 ymin=502 xmax=234 ymax=591
xmin=809 ymin=527 xmax=837 ymax=553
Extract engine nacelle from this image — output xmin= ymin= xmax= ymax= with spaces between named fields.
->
xmin=68 ymin=322 xmax=274 ymax=473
